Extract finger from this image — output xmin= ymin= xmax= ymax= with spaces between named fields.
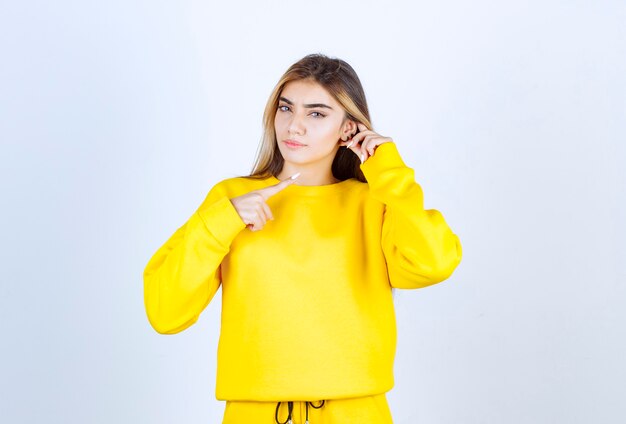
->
xmin=368 ymin=139 xmax=382 ymax=156
xmin=354 ymin=143 xmax=365 ymax=162
xmin=255 ymin=202 xmax=268 ymax=224
xmin=341 ymin=127 xmax=376 ymax=163
xmin=351 ymin=127 xmax=376 ymax=145
xmin=348 ymin=131 xmax=366 ymax=149
xmin=361 ymin=135 xmax=378 ymax=156
xmin=241 ymin=208 xmax=264 ymax=228
xmin=360 ymin=148 xmax=369 ymax=163
xmin=341 ymin=137 xmax=358 ymax=148
xmin=257 ymin=172 xmax=300 ymax=200
xmin=357 ymin=122 xmax=369 ymax=132
xmin=250 ymin=213 xmax=265 ymax=231
xmin=360 ymin=137 xmax=379 ymax=163
xmin=345 ymin=141 xmax=365 ymax=163
xmin=367 ymin=140 xmax=378 ymax=156
xmin=261 ymin=201 xmax=273 ymax=221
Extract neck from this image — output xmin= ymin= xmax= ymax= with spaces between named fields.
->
xmin=277 ymin=164 xmax=339 ymax=186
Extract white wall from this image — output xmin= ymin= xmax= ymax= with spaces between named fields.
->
xmin=1 ymin=1 xmax=624 ymax=423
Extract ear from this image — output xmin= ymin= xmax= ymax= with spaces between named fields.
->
xmin=340 ymin=119 xmax=358 ymax=141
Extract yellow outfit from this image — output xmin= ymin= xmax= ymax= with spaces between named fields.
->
xmin=144 ymin=142 xmax=462 ymax=422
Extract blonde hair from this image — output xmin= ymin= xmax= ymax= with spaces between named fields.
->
xmin=244 ymin=53 xmax=373 ymax=182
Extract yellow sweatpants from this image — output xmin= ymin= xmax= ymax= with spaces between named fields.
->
xmin=222 ymin=393 xmax=394 ymax=423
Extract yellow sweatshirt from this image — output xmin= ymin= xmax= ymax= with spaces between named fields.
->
xmin=143 ymin=141 xmax=462 ymax=401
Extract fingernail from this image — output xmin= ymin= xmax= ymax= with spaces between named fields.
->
xmin=290 ymin=172 xmax=301 ymax=180
xmin=360 ymin=154 xmax=364 ymax=163
xmin=346 ymin=140 xmax=354 ymax=148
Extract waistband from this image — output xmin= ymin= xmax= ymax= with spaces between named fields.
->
xmin=275 ymin=399 xmax=325 ymax=424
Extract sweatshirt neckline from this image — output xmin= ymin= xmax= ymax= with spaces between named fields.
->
xmin=266 ymin=175 xmax=357 ymax=196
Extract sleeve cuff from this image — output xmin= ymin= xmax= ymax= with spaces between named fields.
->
xmin=359 ymin=142 xmax=407 ymax=180
xmin=195 ymin=196 xmax=246 ymax=249
xmin=359 ymin=142 xmax=424 ymax=210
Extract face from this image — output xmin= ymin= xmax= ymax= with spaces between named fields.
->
xmin=274 ymin=79 xmax=354 ymax=170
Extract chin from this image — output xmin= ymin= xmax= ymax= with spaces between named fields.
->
xmin=278 ymin=147 xmax=308 ymax=159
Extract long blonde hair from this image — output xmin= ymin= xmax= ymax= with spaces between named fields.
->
xmin=244 ymin=53 xmax=373 ymax=182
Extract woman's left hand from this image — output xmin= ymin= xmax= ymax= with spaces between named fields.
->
xmin=340 ymin=122 xmax=393 ymax=163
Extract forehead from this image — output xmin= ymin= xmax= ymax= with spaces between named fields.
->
xmin=280 ymin=79 xmax=338 ymax=106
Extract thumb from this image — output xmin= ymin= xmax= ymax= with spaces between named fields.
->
xmin=257 ymin=172 xmax=300 ymax=200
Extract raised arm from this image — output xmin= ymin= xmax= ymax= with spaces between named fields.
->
xmin=360 ymin=142 xmax=463 ymax=289
xmin=143 ymin=182 xmax=246 ymax=334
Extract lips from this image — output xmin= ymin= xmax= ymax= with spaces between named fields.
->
xmin=283 ymin=139 xmax=306 ymax=147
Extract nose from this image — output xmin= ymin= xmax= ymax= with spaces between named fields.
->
xmin=287 ymin=112 xmax=305 ymax=136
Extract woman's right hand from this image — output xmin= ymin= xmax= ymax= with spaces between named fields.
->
xmin=229 ymin=173 xmax=300 ymax=231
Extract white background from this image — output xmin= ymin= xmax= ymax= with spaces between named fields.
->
xmin=1 ymin=1 xmax=624 ymax=423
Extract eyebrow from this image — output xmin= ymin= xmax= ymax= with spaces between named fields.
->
xmin=279 ymin=96 xmax=334 ymax=110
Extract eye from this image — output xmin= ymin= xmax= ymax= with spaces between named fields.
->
xmin=278 ymin=105 xmax=290 ymax=112
xmin=311 ymin=111 xmax=326 ymax=118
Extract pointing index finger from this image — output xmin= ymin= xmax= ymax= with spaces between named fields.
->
xmin=258 ymin=172 xmax=300 ymax=199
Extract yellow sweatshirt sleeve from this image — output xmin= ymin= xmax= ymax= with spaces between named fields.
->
xmin=143 ymin=181 xmax=247 ymax=334
xmin=360 ymin=142 xmax=463 ymax=289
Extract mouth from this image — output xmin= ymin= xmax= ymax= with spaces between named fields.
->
xmin=283 ymin=139 xmax=306 ymax=148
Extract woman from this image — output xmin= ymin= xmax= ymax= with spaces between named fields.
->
xmin=144 ymin=53 xmax=463 ymax=423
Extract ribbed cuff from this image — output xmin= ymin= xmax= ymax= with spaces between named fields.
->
xmin=359 ymin=142 xmax=407 ymax=180
xmin=359 ymin=141 xmax=425 ymax=211
xmin=196 ymin=196 xmax=246 ymax=249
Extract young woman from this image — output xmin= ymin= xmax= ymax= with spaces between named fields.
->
xmin=144 ymin=53 xmax=463 ymax=424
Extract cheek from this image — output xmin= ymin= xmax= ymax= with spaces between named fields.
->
xmin=321 ymin=122 xmax=343 ymax=142
xmin=275 ymin=111 xmax=292 ymax=129
xmin=311 ymin=120 xmax=338 ymax=136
